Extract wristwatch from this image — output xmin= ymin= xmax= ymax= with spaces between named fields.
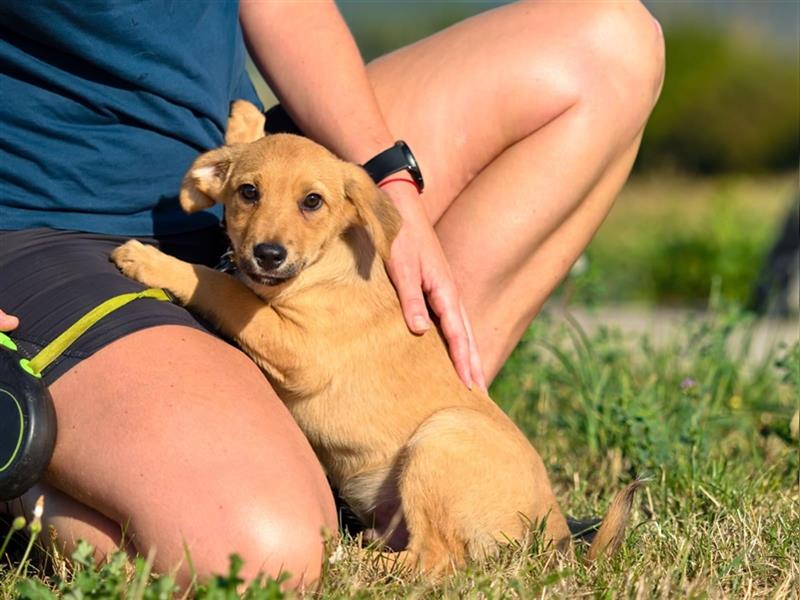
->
xmin=362 ymin=141 xmax=424 ymax=192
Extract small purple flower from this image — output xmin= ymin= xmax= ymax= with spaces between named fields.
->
xmin=680 ymin=377 xmax=697 ymax=390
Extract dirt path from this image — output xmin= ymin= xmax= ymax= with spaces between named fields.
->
xmin=547 ymin=305 xmax=798 ymax=364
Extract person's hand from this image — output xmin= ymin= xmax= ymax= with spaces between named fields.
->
xmin=0 ymin=309 xmax=19 ymax=332
xmin=382 ymin=182 xmax=487 ymax=392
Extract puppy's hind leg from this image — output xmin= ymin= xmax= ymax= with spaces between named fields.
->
xmin=396 ymin=407 xmax=571 ymax=576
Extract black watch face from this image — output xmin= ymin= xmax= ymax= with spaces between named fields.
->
xmin=399 ymin=142 xmax=417 ymax=169
xmin=398 ymin=141 xmax=424 ymax=189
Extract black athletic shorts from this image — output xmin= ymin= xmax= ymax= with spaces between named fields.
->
xmin=0 ymin=104 xmax=304 ymax=387
xmin=0 ymin=227 xmax=229 ymax=386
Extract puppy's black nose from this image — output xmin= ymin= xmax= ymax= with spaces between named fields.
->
xmin=253 ymin=243 xmax=287 ymax=270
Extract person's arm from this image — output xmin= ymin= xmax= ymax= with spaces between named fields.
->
xmin=239 ymin=0 xmax=486 ymax=390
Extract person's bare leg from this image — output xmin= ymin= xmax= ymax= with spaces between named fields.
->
xmin=11 ymin=484 xmax=133 ymax=560
xmin=367 ymin=1 xmax=665 ymax=379
xmin=437 ymin=132 xmax=651 ymax=377
xmin=10 ymin=326 xmax=336 ymax=589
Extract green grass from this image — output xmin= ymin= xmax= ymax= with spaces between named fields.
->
xmin=567 ymin=173 xmax=796 ymax=306
xmin=2 ymin=300 xmax=797 ymax=598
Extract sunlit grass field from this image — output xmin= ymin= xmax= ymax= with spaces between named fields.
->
xmin=570 ymin=173 xmax=796 ymax=306
xmin=2 ymin=175 xmax=798 ymax=598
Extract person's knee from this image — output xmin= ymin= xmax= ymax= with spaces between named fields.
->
xmin=555 ymin=8 xmax=664 ymax=238
xmin=510 ymin=1 xmax=664 ymax=138
xmin=578 ymin=1 xmax=666 ymax=115
xmin=227 ymin=503 xmax=333 ymax=588
xmin=168 ymin=496 xmax=335 ymax=590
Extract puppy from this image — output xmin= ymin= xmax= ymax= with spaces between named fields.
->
xmin=112 ymin=100 xmax=638 ymax=574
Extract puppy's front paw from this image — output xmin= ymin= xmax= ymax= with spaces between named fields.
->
xmin=111 ymin=240 xmax=174 ymax=289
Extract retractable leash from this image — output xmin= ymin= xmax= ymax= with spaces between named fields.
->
xmin=0 ymin=288 xmax=171 ymax=501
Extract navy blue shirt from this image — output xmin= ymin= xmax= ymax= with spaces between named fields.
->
xmin=0 ymin=0 xmax=261 ymax=235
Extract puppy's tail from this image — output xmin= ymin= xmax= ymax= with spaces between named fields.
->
xmin=584 ymin=480 xmax=643 ymax=561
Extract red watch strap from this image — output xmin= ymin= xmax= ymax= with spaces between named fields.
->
xmin=377 ymin=177 xmax=422 ymax=194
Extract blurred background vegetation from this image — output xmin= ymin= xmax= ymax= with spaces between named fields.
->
xmin=250 ymin=1 xmax=799 ymax=311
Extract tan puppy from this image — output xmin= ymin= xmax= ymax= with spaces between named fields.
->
xmin=112 ymin=101 xmax=638 ymax=574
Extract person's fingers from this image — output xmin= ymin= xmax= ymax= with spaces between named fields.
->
xmin=460 ymin=302 xmax=487 ymax=392
xmin=387 ymin=260 xmax=431 ymax=334
xmin=382 ymin=209 xmax=476 ymax=389
xmin=427 ymin=281 xmax=472 ymax=389
xmin=0 ymin=310 xmax=19 ymax=332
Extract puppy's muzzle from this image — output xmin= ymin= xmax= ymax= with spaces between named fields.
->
xmin=253 ymin=242 xmax=287 ymax=271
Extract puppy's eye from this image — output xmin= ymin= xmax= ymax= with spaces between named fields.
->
xmin=300 ymin=193 xmax=324 ymax=212
xmin=238 ymin=183 xmax=259 ymax=203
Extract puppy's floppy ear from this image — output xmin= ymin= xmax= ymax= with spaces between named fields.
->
xmin=179 ymin=146 xmax=236 ymax=213
xmin=343 ymin=164 xmax=402 ymax=261
xmin=225 ymin=100 xmax=266 ymax=145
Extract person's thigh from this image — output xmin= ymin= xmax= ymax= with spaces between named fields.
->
xmin=365 ymin=1 xmax=663 ymax=374
xmin=46 ymin=325 xmax=336 ymax=586
xmin=365 ymin=0 xmax=662 ymax=223
xmin=0 ymin=229 xmax=336 ymax=586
